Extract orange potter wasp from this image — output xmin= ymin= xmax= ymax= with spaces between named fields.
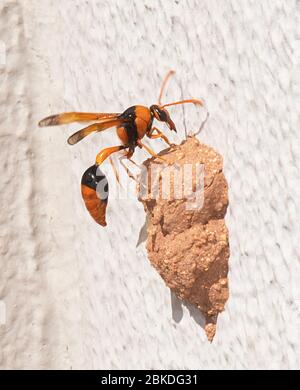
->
xmin=39 ymin=71 xmax=203 ymax=226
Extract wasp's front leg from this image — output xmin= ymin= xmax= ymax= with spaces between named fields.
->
xmin=137 ymin=140 xmax=167 ymax=162
xmin=147 ymin=127 xmax=173 ymax=147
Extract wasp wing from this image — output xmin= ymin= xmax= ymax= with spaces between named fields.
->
xmin=39 ymin=112 xmax=121 ymax=127
xmin=67 ymin=118 xmax=129 ymax=145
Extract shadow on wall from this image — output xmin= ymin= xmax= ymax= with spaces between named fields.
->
xmin=136 ymin=217 xmax=207 ymax=331
xmin=170 ymin=291 xmax=206 ymax=330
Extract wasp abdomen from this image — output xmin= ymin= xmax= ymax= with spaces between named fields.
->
xmin=81 ymin=165 xmax=109 ymax=227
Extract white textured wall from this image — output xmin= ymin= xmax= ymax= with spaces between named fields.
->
xmin=0 ymin=0 xmax=299 ymax=369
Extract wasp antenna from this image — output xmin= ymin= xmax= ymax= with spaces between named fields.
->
xmin=162 ymin=98 xmax=204 ymax=109
xmin=158 ymin=70 xmax=176 ymax=105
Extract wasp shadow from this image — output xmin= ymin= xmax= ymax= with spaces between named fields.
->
xmin=136 ymin=216 xmax=148 ymax=247
xmin=137 ymin=219 xmax=207 ymax=330
xmin=170 ymin=290 xmax=206 ymax=329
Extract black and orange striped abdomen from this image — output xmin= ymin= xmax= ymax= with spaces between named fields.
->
xmin=81 ymin=165 xmax=108 ymax=227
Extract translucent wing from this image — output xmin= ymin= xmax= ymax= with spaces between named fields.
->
xmin=67 ymin=118 xmax=129 ymax=145
xmin=39 ymin=112 xmax=120 ymax=127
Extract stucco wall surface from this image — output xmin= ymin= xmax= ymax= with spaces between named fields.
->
xmin=0 ymin=0 xmax=299 ymax=369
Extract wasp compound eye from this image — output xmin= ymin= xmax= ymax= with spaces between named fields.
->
xmin=81 ymin=164 xmax=109 ymax=226
xmin=157 ymin=109 xmax=168 ymax=122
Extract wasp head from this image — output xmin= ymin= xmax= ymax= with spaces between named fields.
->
xmin=150 ymin=105 xmax=177 ymax=132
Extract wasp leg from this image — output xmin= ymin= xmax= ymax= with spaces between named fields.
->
xmin=147 ymin=127 xmax=173 ymax=147
xmin=128 ymin=158 xmax=139 ymax=168
xmin=119 ymin=154 xmax=139 ymax=183
xmin=109 ymin=156 xmax=121 ymax=186
xmin=95 ymin=145 xmax=126 ymax=166
xmin=137 ymin=140 xmax=167 ymax=162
